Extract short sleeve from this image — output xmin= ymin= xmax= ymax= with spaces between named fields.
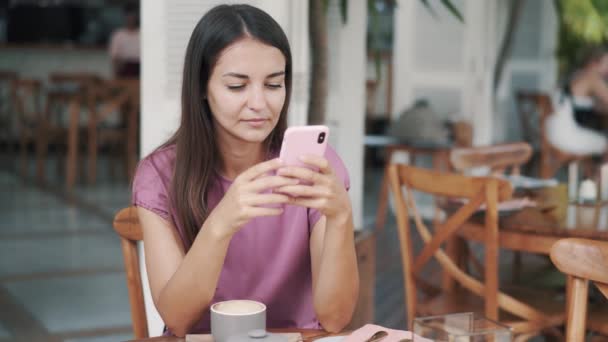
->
xmin=308 ymin=145 xmax=351 ymax=230
xmin=132 ymin=157 xmax=171 ymax=221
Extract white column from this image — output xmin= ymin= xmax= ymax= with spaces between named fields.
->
xmin=325 ymin=0 xmax=367 ymax=229
xmin=391 ymin=0 xmax=415 ymax=119
xmin=463 ymin=0 xmax=495 ymax=145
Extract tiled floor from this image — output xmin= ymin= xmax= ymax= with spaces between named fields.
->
xmin=0 ymin=155 xmax=132 ymax=342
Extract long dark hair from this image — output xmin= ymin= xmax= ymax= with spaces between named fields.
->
xmin=162 ymin=4 xmax=292 ymax=248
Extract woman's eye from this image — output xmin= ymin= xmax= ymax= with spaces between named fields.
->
xmin=227 ymin=85 xmax=245 ymax=90
xmin=266 ymin=84 xmax=283 ymax=89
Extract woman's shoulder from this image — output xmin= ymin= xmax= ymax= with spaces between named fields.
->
xmin=135 ymin=144 xmax=176 ymax=183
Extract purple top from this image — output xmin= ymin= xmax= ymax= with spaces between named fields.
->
xmin=132 ymin=144 xmax=350 ymax=334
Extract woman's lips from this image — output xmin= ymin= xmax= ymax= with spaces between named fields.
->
xmin=242 ymin=118 xmax=268 ymax=127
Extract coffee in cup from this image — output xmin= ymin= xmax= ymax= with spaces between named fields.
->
xmin=211 ymin=300 xmax=266 ymax=342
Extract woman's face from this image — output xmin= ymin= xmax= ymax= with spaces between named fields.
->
xmin=207 ymin=37 xmax=286 ymax=146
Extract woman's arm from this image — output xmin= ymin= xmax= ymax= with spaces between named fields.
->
xmin=139 ymin=207 xmax=232 ymax=337
xmin=309 ymin=213 xmax=359 ymax=332
xmin=276 ymin=155 xmax=359 ymax=332
xmin=139 ymin=159 xmax=294 ymax=336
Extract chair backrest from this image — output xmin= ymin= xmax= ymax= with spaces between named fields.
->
xmin=13 ymin=79 xmax=42 ymax=125
xmin=387 ymin=164 xmax=555 ymax=329
xmin=450 ymin=142 xmax=533 ymax=176
xmin=113 ymin=206 xmax=148 ymax=339
xmin=0 ymin=71 xmax=18 ymax=117
xmin=550 ymin=238 xmax=608 ymax=341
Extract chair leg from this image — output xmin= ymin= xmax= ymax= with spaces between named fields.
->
xmin=566 ymin=275 xmax=589 ymax=342
xmin=19 ymin=130 xmax=28 ymax=177
xmin=375 ymin=165 xmax=390 ymax=232
xmin=65 ymin=99 xmax=80 ymax=191
xmin=35 ymin=123 xmax=48 ymax=184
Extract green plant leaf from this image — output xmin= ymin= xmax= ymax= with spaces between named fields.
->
xmin=440 ymin=0 xmax=464 ymax=22
xmin=419 ymin=0 xmax=438 ymax=20
xmin=340 ymin=0 xmax=348 ymax=23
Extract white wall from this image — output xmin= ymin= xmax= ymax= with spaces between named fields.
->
xmin=325 ymin=0 xmax=367 ymax=229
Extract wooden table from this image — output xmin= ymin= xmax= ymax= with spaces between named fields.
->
xmin=458 ymin=184 xmax=608 ymax=255
xmin=127 ymin=329 xmax=344 ymax=342
xmin=458 ymin=184 xmax=608 ymax=336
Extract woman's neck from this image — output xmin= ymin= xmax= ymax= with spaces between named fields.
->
xmin=217 ymin=135 xmax=266 ymax=181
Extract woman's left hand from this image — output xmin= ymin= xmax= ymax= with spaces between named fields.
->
xmin=275 ymin=155 xmax=351 ymax=220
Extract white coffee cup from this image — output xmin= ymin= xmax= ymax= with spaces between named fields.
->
xmin=210 ymin=300 xmax=266 ymax=342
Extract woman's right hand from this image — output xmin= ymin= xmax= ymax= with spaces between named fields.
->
xmin=204 ymin=158 xmax=296 ymax=238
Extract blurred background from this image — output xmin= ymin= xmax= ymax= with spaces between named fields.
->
xmin=1 ymin=0 xmax=608 ymax=341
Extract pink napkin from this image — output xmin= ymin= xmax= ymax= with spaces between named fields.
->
xmin=342 ymin=324 xmax=432 ymax=342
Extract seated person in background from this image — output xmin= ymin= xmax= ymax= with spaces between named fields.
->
xmin=132 ymin=4 xmax=358 ymax=337
xmin=109 ymin=3 xmax=140 ymax=78
xmin=565 ymin=46 xmax=608 ymax=133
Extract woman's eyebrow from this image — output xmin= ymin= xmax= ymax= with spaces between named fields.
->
xmin=221 ymin=71 xmax=285 ymax=79
xmin=266 ymin=71 xmax=285 ymax=78
xmin=222 ymin=72 xmax=248 ymax=79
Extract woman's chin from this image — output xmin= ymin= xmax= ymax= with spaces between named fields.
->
xmin=237 ymin=130 xmax=272 ymax=144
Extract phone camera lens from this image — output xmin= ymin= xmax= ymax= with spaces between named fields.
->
xmin=317 ymin=132 xmax=326 ymax=144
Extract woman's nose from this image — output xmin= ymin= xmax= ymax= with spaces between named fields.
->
xmin=247 ymin=86 xmax=266 ymax=111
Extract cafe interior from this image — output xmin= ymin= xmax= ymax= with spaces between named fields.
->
xmin=1 ymin=0 xmax=608 ymax=341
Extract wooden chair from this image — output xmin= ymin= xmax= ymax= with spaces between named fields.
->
xmin=450 ymin=142 xmax=534 ymax=282
xmin=39 ymin=72 xmax=100 ymax=189
xmin=13 ymin=79 xmax=43 ymax=178
xmin=374 ymin=122 xmax=473 ymax=232
xmin=516 ymin=91 xmax=595 ymax=179
xmin=387 ymin=164 xmax=564 ymax=336
xmin=113 ymin=206 xmax=149 ymax=339
xmin=449 ymin=142 xmax=532 ymax=176
xmin=550 ymin=238 xmax=608 ymax=341
xmin=88 ymin=79 xmax=140 ymax=184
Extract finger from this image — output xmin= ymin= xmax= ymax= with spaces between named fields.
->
xmin=287 ymin=197 xmax=325 ymax=209
xmin=275 ymin=185 xmax=328 ymax=198
xmin=250 ymin=193 xmax=290 ymax=205
xmin=247 ymin=207 xmax=284 ymax=217
xmin=249 ymin=175 xmax=300 ymax=192
xmin=240 ymin=158 xmax=284 ymax=181
xmin=276 ymin=166 xmax=322 ymax=184
xmin=299 ymin=155 xmax=332 ymax=174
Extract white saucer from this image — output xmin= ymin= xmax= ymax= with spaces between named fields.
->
xmin=314 ymin=337 xmax=345 ymax=342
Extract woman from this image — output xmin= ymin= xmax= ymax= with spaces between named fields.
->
xmin=565 ymin=47 xmax=608 ymax=133
xmin=132 ymin=4 xmax=359 ymax=337
xmin=108 ymin=2 xmax=140 ymax=78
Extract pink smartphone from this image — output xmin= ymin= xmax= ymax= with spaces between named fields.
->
xmin=279 ymin=125 xmax=329 ymax=169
